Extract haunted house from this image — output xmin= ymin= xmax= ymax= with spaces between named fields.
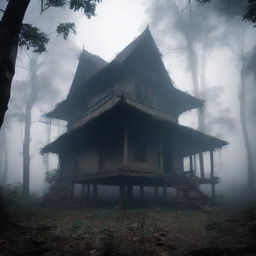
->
xmin=42 ymin=28 xmax=227 ymax=203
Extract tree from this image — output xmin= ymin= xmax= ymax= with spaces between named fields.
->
xmin=195 ymin=0 xmax=256 ymax=194
xmin=150 ymin=0 xmax=235 ymax=180
xmin=0 ymin=119 xmax=8 ymax=186
xmin=195 ymin=0 xmax=256 ymax=26
xmin=236 ymin=29 xmax=255 ymax=194
xmin=0 ymin=0 xmax=102 ymax=129
xmin=0 ymin=0 xmax=102 ymax=228
xmin=22 ymin=54 xmax=42 ymax=195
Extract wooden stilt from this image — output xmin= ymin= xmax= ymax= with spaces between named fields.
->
xmin=93 ymin=184 xmax=98 ymax=200
xmin=199 ymin=152 xmax=205 ymax=178
xmin=86 ymin=184 xmax=90 ymax=201
xmin=127 ymin=185 xmax=133 ymax=201
xmin=82 ymin=184 xmax=85 ymax=200
xmin=189 ymin=155 xmax=193 ymax=175
xmin=123 ymin=124 xmax=128 ymax=167
xmin=154 ymin=186 xmax=159 ymax=199
xmin=159 ymin=139 xmax=164 ymax=171
xmin=119 ymin=185 xmax=126 ymax=207
xmin=163 ymin=186 xmax=167 ymax=200
xmin=210 ymin=150 xmax=215 ymax=202
xmin=140 ymin=185 xmax=144 ymax=201
xmin=193 ymin=154 xmax=197 ymax=176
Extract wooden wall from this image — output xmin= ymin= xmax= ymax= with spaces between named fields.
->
xmin=59 ymin=123 xmax=184 ymax=182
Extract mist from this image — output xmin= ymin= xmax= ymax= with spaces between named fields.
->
xmin=0 ymin=0 xmax=255 ymax=201
xmin=1 ymin=1 xmax=256 ymax=255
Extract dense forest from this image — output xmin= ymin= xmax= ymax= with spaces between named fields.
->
xmin=0 ymin=0 xmax=256 ymax=255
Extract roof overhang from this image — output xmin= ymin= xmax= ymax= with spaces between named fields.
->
xmin=41 ymin=93 xmax=228 ymax=155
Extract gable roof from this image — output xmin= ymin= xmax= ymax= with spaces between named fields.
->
xmin=115 ymin=26 xmax=152 ymax=64
xmin=67 ymin=49 xmax=107 ymax=97
xmin=46 ymin=27 xmax=203 ymax=121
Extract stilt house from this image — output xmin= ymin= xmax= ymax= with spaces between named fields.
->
xmin=42 ymin=28 xmax=228 ymax=203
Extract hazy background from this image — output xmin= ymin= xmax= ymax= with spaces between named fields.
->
xmin=0 ymin=0 xmax=255 ymax=200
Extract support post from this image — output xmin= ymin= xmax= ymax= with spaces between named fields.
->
xmin=163 ymin=186 xmax=167 ymax=200
xmin=193 ymin=154 xmax=197 ymax=176
xmin=93 ymin=184 xmax=98 ymax=200
xmin=119 ymin=185 xmax=126 ymax=207
xmin=140 ymin=185 xmax=144 ymax=201
xmin=154 ymin=186 xmax=159 ymax=199
xmin=159 ymin=138 xmax=164 ymax=171
xmin=127 ymin=185 xmax=133 ymax=201
xmin=210 ymin=150 xmax=215 ymax=202
xmin=86 ymin=184 xmax=90 ymax=201
xmin=82 ymin=184 xmax=85 ymax=201
xmin=189 ymin=155 xmax=193 ymax=175
xmin=123 ymin=123 xmax=128 ymax=167
xmin=199 ymin=152 xmax=205 ymax=179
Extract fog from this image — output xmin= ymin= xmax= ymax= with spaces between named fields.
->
xmin=0 ymin=0 xmax=255 ymax=201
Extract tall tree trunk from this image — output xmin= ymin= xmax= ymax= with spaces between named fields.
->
xmin=186 ymin=41 xmax=206 ymax=131
xmin=0 ymin=124 xmax=8 ymax=186
xmin=0 ymin=123 xmax=9 ymax=229
xmin=240 ymin=62 xmax=255 ymax=195
xmin=169 ymin=0 xmax=206 ymax=130
xmin=169 ymin=0 xmax=206 ymax=179
xmin=0 ymin=189 xmax=9 ymax=230
xmin=0 ymin=0 xmax=30 ymax=128
xmin=22 ymin=55 xmax=38 ymax=195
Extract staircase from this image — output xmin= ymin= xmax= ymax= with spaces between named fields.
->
xmin=165 ymin=174 xmax=211 ymax=204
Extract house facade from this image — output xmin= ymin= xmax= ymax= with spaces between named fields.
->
xmin=42 ymin=28 xmax=227 ymax=203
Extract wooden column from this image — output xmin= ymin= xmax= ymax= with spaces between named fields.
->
xmin=189 ymin=155 xmax=193 ymax=175
xmin=140 ymin=185 xmax=144 ymax=200
xmin=193 ymin=154 xmax=197 ymax=176
xmin=81 ymin=184 xmax=85 ymax=201
xmin=163 ymin=186 xmax=167 ymax=200
xmin=119 ymin=185 xmax=126 ymax=207
xmin=159 ymin=138 xmax=164 ymax=171
xmin=93 ymin=184 xmax=98 ymax=200
xmin=199 ymin=152 xmax=205 ymax=178
xmin=99 ymin=140 xmax=103 ymax=170
xmin=86 ymin=184 xmax=90 ymax=201
xmin=210 ymin=150 xmax=215 ymax=202
xmin=154 ymin=186 xmax=159 ymax=199
xmin=127 ymin=185 xmax=133 ymax=201
xmin=123 ymin=124 xmax=128 ymax=167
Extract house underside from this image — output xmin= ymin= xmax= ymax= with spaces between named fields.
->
xmin=43 ymin=90 xmax=227 ymax=203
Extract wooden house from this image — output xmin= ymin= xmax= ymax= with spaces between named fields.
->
xmin=42 ymin=28 xmax=228 ymax=204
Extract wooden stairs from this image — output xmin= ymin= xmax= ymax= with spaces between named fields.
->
xmin=165 ymin=174 xmax=211 ymax=204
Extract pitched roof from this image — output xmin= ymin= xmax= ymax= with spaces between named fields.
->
xmin=46 ymin=27 xmax=203 ymax=120
xmin=115 ymin=26 xmax=152 ymax=64
xmin=67 ymin=49 xmax=107 ymax=97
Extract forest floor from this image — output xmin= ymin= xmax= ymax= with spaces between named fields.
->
xmin=0 ymin=199 xmax=256 ymax=256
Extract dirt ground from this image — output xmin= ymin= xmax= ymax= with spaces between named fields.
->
xmin=0 ymin=202 xmax=256 ymax=256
